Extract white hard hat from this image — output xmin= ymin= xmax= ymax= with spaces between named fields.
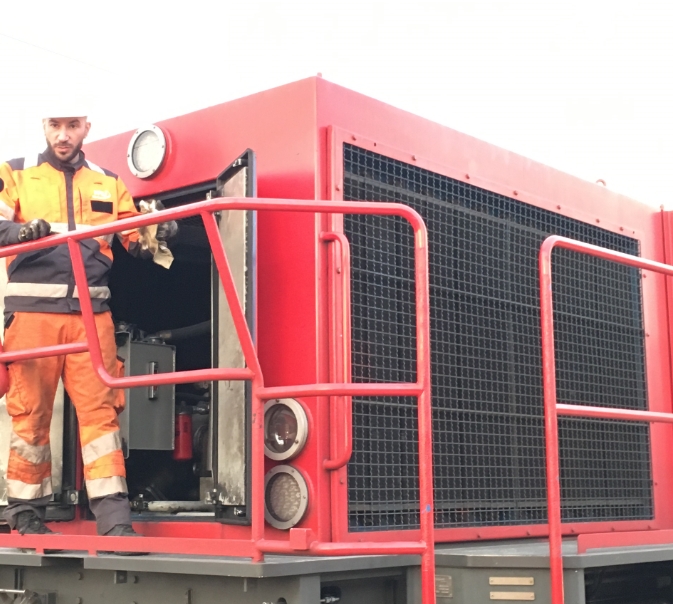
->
xmin=40 ymin=94 xmax=93 ymax=120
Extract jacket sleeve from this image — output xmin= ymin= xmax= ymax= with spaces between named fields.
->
xmin=0 ymin=163 xmax=22 ymax=247
xmin=115 ymin=177 xmax=142 ymax=256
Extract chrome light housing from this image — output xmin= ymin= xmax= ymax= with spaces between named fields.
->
xmin=127 ymin=125 xmax=167 ymax=179
xmin=264 ymin=398 xmax=308 ymax=461
xmin=264 ymin=465 xmax=309 ymax=530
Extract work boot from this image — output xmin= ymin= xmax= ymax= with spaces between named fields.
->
xmin=14 ymin=511 xmax=62 ymax=554
xmin=15 ymin=511 xmax=57 ymax=536
xmin=102 ymin=524 xmax=147 ymax=556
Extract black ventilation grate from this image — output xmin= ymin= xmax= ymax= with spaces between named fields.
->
xmin=343 ymin=144 xmax=652 ymax=532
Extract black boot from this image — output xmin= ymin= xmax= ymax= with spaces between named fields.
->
xmin=15 ymin=511 xmax=57 ymax=536
xmin=14 ymin=511 xmax=62 ymax=554
xmin=102 ymin=524 xmax=147 ymax=556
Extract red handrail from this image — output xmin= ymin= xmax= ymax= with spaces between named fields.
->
xmin=0 ymin=197 xmax=436 ymax=604
xmin=320 ymin=231 xmax=353 ymax=471
xmin=540 ymin=235 xmax=673 ymax=604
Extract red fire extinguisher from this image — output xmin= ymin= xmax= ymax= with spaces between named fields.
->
xmin=173 ymin=406 xmax=193 ymax=461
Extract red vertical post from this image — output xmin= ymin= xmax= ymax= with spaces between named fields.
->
xmin=67 ymin=240 xmax=107 ymax=380
xmin=414 ymin=222 xmax=436 ymax=604
xmin=539 ymin=238 xmax=564 ymax=604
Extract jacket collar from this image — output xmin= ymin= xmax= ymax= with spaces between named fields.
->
xmin=39 ymin=147 xmax=87 ymax=174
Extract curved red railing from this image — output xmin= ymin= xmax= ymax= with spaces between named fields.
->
xmin=540 ymin=235 xmax=673 ymax=604
xmin=0 ymin=198 xmax=436 ymax=604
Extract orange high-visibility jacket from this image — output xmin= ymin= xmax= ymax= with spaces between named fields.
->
xmin=0 ymin=150 xmax=141 ymax=314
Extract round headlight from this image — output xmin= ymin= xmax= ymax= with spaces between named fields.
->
xmin=264 ymin=465 xmax=309 ymax=530
xmin=127 ymin=125 xmax=167 ymax=179
xmin=264 ymin=399 xmax=308 ymax=461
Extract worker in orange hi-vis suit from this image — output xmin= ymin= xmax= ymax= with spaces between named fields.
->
xmin=0 ymin=110 xmax=177 ymax=540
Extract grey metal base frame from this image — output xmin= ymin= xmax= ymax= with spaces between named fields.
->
xmin=2 ymin=539 xmax=673 ymax=603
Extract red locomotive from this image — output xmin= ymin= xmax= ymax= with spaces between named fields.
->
xmin=0 ymin=77 xmax=669 ymax=604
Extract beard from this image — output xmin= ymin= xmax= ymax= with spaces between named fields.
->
xmin=46 ymin=139 xmax=83 ymax=164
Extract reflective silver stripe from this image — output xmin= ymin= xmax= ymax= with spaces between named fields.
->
xmin=49 ymin=223 xmax=112 ymax=246
xmin=81 ymin=430 xmax=121 ymax=466
xmin=7 ymin=477 xmax=53 ymax=499
xmin=49 ymin=222 xmax=95 ymax=234
xmin=5 ymin=283 xmax=110 ymax=299
xmin=10 ymin=432 xmax=51 ymax=465
xmin=48 ymin=222 xmax=69 ymax=234
xmin=86 ymin=160 xmax=105 ymax=175
xmin=23 ymin=155 xmax=38 ymax=170
xmin=5 ymin=283 xmax=68 ymax=298
xmin=73 ymin=286 xmax=110 ymax=299
xmin=86 ymin=476 xmax=128 ymax=498
xmin=0 ymin=200 xmax=15 ymax=221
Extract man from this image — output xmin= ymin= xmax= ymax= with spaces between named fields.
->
xmin=0 ymin=111 xmax=177 ymax=539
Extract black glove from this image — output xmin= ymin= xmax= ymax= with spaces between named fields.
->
xmin=156 ymin=220 xmax=178 ymax=242
xmin=150 ymin=200 xmax=178 ymax=242
xmin=18 ymin=219 xmax=51 ymax=243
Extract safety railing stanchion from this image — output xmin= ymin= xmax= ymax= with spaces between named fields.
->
xmin=539 ymin=237 xmax=565 ymax=604
xmin=540 ymin=234 xmax=673 ymax=604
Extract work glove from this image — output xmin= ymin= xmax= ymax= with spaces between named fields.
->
xmin=17 ymin=219 xmax=51 ymax=242
xmin=156 ymin=219 xmax=178 ymax=242
xmin=150 ymin=200 xmax=178 ymax=243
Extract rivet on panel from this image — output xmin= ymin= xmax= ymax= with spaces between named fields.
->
xmin=351 ymin=135 xmax=356 ymax=141
xmin=620 ymin=226 xmax=625 ymax=231
xmin=596 ymin=219 xmax=600 ymax=223
xmin=477 ymin=533 xmax=482 ymax=539
xmin=646 ymin=333 xmax=650 ymax=337
xmin=556 ymin=205 xmax=561 ymax=210
xmin=465 ymin=174 xmax=470 ymax=180
xmin=643 ymin=274 xmax=647 ymax=279
xmin=513 ymin=190 xmax=518 ymax=196
xmin=373 ymin=142 xmax=377 ymax=146
xmin=412 ymin=155 xmax=417 ymax=161
xmin=335 ymin=184 xmax=341 ymax=191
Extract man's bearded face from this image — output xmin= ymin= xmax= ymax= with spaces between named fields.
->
xmin=43 ymin=117 xmax=90 ymax=163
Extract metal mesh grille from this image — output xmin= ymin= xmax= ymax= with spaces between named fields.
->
xmin=343 ymin=144 xmax=652 ymax=531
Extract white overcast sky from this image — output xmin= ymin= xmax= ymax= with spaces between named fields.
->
xmin=1 ymin=0 xmax=672 ymax=207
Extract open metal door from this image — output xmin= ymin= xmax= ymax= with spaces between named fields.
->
xmin=207 ymin=149 xmax=256 ymax=523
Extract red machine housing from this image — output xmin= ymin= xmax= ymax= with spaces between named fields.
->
xmin=83 ymin=76 xmax=672 ymax=551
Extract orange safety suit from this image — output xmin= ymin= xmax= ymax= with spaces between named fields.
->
xmin=0 ymin=149 xmax=140 ymax=516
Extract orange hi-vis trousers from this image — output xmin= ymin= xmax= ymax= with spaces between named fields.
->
xmin=4 ymin=311 xmax=126 ymax=502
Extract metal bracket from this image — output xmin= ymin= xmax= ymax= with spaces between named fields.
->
xmin=64 ymin=489 xmax=86 ymax=505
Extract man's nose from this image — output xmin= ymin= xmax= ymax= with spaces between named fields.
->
xmin=56 ymin=128 xmax=69 ymax=141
